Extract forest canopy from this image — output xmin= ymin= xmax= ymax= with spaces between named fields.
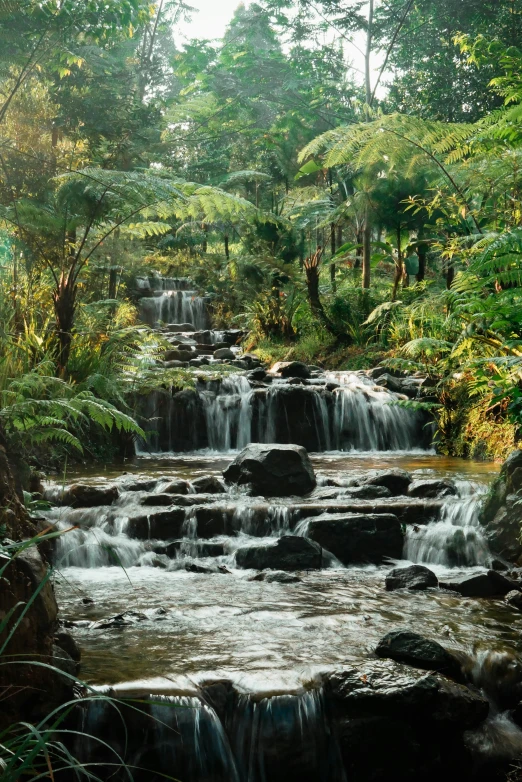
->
xmin=1 ymin=0 xmax=522 ymax=463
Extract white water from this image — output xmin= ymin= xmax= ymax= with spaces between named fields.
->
xmin=139 ymin=289 xmax=209 ymax=330
xmin=143 ymin=371 xmax=428 ymax=454
xmin=405 ymin=481 xmax=491 ymax=567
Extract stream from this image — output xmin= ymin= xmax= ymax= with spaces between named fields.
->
xmin=46 ymin=277 xmax=522 ymax=781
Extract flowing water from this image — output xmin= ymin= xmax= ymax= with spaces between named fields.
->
xmin=51 ymin=453 xmax=515 ymax=688
xmin=57 ymin=276 xmax=522 ymax=778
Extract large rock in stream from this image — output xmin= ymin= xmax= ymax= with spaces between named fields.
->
xmin=235 ymin=535 xmax=323 ymax=570
xmin=481 ymin=449 xmax=522 ymax=563
xmin=375 ymin=630 xmax=462 ymax=679
xmin=303 ymin=512 xmax=403 ymax=564
xmin=223 ymin=444 xmax=316 ymax=496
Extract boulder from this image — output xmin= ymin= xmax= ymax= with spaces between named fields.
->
xmin=52 ymin=643 xmax=78 ymax=677
xmin=375 ymin=630 xmax=462 ymax=679
xmin=506 ymin=590 xmax=522 ymax=611
xmin=191 ymin=475 xmax=226 ymax=494
xmin=235 ymin=535 xmax=323 ymax=570
xmin=385 ymin=564 xmax=438 ymax=591
xmin=166 ymin=323 xmax=196 ymax=332
xmin=120 ymin=478 xmax=158 ymax=492
xmin=304 ymin=513 xmax=403 ymax=565
xmin=280 ymin=361 xmax=312 ymax=379
xmin=165 ymin=349 xmax=194 ymax=362
xmin=47 ymin=483 xmax=119 ymax=508
xmin=223 ymin=444 xmax=316 ymax=497
xmin=363 ymin=470 xmax=412 ymax=496
xmin=374 ymin=373 xmax=405 ymax=394
xmin=247 ymin=367 xmax=267 ymax=382
xmin=126 ymin=507 xmax=186 ymax=539
xmin=326 ymin=659 xmax=488 ymax=728
xmin=439 ymin=570 xmax=519 ymax=597
xmin=270 ymin=361 xmax=311 ymax=378
xmin=407 ymin=479 xmax=457 ymax=499
xmin=213 ymin=348 xmax=235 ymax=360
xmin=54 ymin=631 xmax=81 ymax=662
xmin=163 ymin=479 xmax=191 ymax=495
xmin=345 ymin=485 xmax=391 ymax=500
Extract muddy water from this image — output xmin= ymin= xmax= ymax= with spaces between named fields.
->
xmin=53 ymin=453 xmax=518 ymax=692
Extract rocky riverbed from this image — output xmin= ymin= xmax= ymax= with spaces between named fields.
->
xmin=36 ymin=447 xmax=522 ymax=781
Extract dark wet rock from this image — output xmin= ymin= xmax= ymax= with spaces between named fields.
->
xmin=166 ymin=323 xmax=196 ymax=332
xmin=90 ymin=611 xmax=147 ymax=630
xmin=481 ymin=451 xmax=522 ymax=563
xmin=326 ymin=659 xmax=487 ymax=727
xmin=375 ymin=630 xmax=462 ymax=679
xmin=439 ymin=570 xmax=519 ymax=597
xmin=120 ymin=478 xmax=158 ymax=492
xmin=247 ymin=367 xmax=267 ymax=382
xmin=163 ymin=479 xmax=191 ymax=495
xmin=249 ymin=570 xmax=302 ymax=583
xmin=165 ymin=349 xmax=194 ymax=362
xmin=126 ymin=507 xmax=186 ymax=539
xmin=250 ymin=385 xmax=333 ymax=451
xmin=270 ymin=361 xmax=311 ymax=379
xmin=213 ymin=347 xmax=234 ymax=359
xmin=363 ymin=469 xmax=412 ymax=496
xmin=223 ymin=444 xmax=316 ymax=497
xmin=506 ymin=590 xmax=522 ymax=611
xmin=52 ymin=643 xmax=78 ymax=677
xmin=374 ymin=373 xmax=406 ymax=394
xmin=54 ymin=631 xmax=81 ymax=662
xmin=191 ymin=475 xmax=226 ymax=494
xmin=193 ymin=541 xmax=226 ymax=557
xmin=185 ymin=562 xmax=229 ymax=574
xmin=235 ymin=535 xmax=322 ymax=570
xmin=385 ymin=565 xmax=439 ymax=591
xmin=304 ymin=513 xmax=403 ymax=565
xmin=141 ymin=493 xmax=177 ymax=506
xmin=345 ymin=485 xmax=392 ymax=500
xmin=48 ymin=483 xmax=119 ymax=508
xmin=408 ymin=479 xmax=457 ymax=499
xmin=80 ymin=597 xmax=95 ymax=606
xmin=280 ymin=361 xmax=312 ymax=379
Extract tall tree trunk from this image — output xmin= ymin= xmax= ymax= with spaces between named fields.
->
xmin=108 ymin=266 xmax=118 ymax=300
xmin=53 ymin=271 xmax=77 ymax=373
xmin=224 ymin=233 xmax=230 ymax=260
xmin=416 ymin=242 xmax=427 ymax=282
xmin=392 ymin=226 xmax=403 ymax=300
xmin=304 ymin=254 xmax=349 ymax=341
xmin=330 ymin=222 xmax=336 ymax=291
xmin=355 ymin=227 xmax=363 ymax=269
xmin=362 ymin=221 xmax=371 ymax=289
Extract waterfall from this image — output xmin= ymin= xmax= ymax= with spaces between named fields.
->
xmin=329 ymin=372 xmax=422 ymax=451
xmin=138 ymin=276 xmax=209 ymax=329
xmin=74 ymin=687 xmax=341 ymax=782
xmin=201 ymin=375 xmax=254 ymax=451
xmin=405 ymin=481 xmax=492 ymax=567
xmin=142 ymin=371 xmax=429 ymax=454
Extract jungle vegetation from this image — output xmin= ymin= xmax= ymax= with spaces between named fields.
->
xmin=2 ymin=0 xmax=522 ymax=463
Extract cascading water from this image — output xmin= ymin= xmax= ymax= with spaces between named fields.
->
xmin=74 ymin=687 xmax=342 ymax=782
xmin=405 ymin=481 xmax=491 ymax=567
xmin=137 ymin=275 xmax=209 ymax=330
xmin=142 ymin=371 xmax=430 ymax=455
xmin=329 ymin=372 xmax=422 ymax=451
